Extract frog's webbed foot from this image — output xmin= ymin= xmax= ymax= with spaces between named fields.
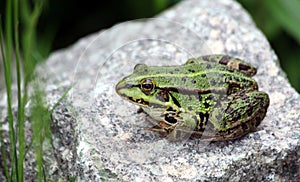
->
xmin=144 ymin=116 xmax=175 ymax=137
xmin=145 ymin=124 xmax=170 ymax=137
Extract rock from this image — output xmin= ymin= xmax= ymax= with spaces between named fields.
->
xmin=1 ymin=0 xmax=300 ymax=181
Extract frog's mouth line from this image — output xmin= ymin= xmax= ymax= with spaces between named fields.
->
xmin=118 ymin=93 xmax=150 ymax=106
xmin=120 ymin=94 xmax=167 ymax=109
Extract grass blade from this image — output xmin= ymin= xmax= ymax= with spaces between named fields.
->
xmin=3 ymin=0 xmax=18 ymax=180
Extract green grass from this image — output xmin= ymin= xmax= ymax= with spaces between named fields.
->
xmin=0 ymin=0 xmax=52 ymax=181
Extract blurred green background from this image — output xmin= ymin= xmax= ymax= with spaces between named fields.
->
xmin=1 ymin=0 xmax=299 ymax=92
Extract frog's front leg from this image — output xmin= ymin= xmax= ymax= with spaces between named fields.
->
xmin=209 ymin=91 xmax=269 ymax=141
xmin=145 ymin=116 xmax=171 ymax=137
xmin=186 ymin=55 xmax=257 ymax=76
xmin=164 ymin=113 xmax=199 ymax=141
xmin=145 ymin=113 xmax=198 ymax=141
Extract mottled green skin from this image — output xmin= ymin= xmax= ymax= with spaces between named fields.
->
xmin=116 ymin=55 xmax=269 ymax=141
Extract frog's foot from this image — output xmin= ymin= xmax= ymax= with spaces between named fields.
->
xmin=144 ymin=116 xmax=172 ymax=136
xmin=144 ymin=117 xmax=190 ymax=141
xmin=165 ymin=116 xmax=198 ymax=142
xmin=210 ymin=91 xmax=269 ymax=141
xmin=145 ymin=123 xmax=170 ymax=137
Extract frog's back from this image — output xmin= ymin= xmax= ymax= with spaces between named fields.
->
xmin=134 ymin=62 xmax=254 ymax=91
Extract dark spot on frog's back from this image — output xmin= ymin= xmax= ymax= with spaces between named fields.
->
xmin=197 ymin=94 xmax=202 ymax=101
xmin=206 ymin=64 xmax=212 ymax=69
xmin=219 ymin=56 xmax=230 ymax=65
xmin=206 ymin=95 xmax=214 ymax=101
xmin=234 ymin=76 xmax=242 ymax=82
xmin=204 ymin=102 xmax=210 ymax=108
xmin=182 ymin=77 xmax=187 ymax=83
xmin=219 ymin=73 xmax=225 ymax=77
xmin=191 ymin=80 xmax=197 ymax=84
xmin=238 ymin=64 xmax=251 ymax=71
xmin=188 ymin=69 xmax=195 ymax=73
xmin=210 ymin=79 xmax=216 ymax=86
xmin=225 ymin=75 xmax=233 ymax=81
xmin=246 ymin=107 xmax=253 ymax=116
xmin=225 ymin=107 xmax=234 ymax=114
xmin=232 ymin=113 xmax=241 ymax=122
xmin=241 ymin=123 xmax=249 ymax=130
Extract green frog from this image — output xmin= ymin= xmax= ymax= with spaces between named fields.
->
xmin=115 ymin=55 xmax=269 ymax=141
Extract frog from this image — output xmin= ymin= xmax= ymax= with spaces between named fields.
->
xmin=115 ymin=55 xmax=269 ymax=141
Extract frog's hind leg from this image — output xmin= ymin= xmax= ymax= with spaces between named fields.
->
xmin=209 ymin=91 xmax=270 ymax=141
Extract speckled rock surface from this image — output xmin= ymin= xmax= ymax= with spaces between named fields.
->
xmin=1 ymin=0 xmax=300 ymax=181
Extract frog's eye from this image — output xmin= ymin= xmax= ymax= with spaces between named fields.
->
xmin=140 ymin=79 xmax=155 ymax=94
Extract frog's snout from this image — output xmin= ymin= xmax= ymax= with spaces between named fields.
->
xmin=115 ymin=80 xmax=123 ymax=94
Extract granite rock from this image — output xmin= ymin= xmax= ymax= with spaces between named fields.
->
xmin=1 ymin=0 xmax=300 ymax=181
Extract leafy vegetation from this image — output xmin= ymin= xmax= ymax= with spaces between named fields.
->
xmin=237 ymin=0 xmax=300 ymax=92
xmin=0 ymin=0 xmax=52 ymax=181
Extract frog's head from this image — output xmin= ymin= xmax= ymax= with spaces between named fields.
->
xmin=115 ymin=64 xmax=170 ymax=108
